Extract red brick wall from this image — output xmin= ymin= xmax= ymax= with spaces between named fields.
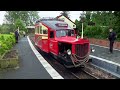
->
xmin=88 ymin=38 xmax=120 ymax=50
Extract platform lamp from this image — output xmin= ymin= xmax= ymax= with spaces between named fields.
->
xmin=79 ymin=11 xmax=85 ymax=39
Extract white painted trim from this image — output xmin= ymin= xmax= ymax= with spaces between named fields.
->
xmin=90 ymin=55 xmax=120 ymax=67
xmin=27 ymin=36 xmax=63 ymax=79
xmin=90 ymin=44 xmax=120 ymax=51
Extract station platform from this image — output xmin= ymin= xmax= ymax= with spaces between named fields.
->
xmin=0 ymin=36 xmax=63 ymax=79
xmin=90 ymin=44 xmax=120 ymax=78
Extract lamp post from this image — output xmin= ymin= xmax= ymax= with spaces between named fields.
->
xmin=18 ymin=27 xmax=19 ymax=33
xmin=80 ymin=11 xmax=85 ymax=39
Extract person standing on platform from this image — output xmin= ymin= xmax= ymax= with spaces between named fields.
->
xmin=108 ymin=28 xmax=117 ymax=54
xmin=23 ymin=31 xmax=26 ymax=37
xmin=14 ymin=29 xmax=19 ymax=43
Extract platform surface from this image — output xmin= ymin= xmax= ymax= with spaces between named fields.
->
xmin=90 ymin=44 xmax=120 ymax=64
xmin=0 ymin=37 xmax=63 ymax=79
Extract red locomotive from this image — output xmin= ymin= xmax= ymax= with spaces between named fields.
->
xmin=34 ymin=17 xmax=90 ymax=68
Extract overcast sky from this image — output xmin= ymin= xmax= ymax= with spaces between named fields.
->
xmin=0 ymin=11 xmax=82 ymax=25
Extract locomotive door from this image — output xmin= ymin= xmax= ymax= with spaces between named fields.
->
xmin=49 ymin=31 xmax=58 ymax=55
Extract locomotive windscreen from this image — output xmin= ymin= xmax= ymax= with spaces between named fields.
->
xmin=56 ymin=29 xmax=74 ymax=37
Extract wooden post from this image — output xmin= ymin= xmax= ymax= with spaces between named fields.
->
xmin=81 ymin=22 xmax=83 ymax=39
xmin=18 ymin=27 xmax=19 ymax=33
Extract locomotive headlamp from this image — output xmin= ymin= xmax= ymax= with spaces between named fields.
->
xmin=67 ymin=49 xmax=71 ymax=55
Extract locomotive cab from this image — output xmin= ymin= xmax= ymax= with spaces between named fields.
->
xmin=35 ymin=18 xmax=90 ymax=68
xmin=55 ymin=29 xmax=90 ymax=68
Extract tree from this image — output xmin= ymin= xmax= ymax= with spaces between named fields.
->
xmin=3 ymin=11 xmax=40 ymax=33
xmin=75 ymin=19 xmax=82 ymax=35
xmin=113 ymin=11 xmax=120 ymax=40
xmin=4 ymin=11 xmax=40 ymax=26
xmin=90 ymin=11 xmax=115 ymax=27
xmin=14 ymin=19 xmax=27 ymax=32
xmin=61 ymin=11 xmax=70 ymax=18
xmin=28 ymin=11 xmax=39 ymax=25
xmin=0 ymin=23 xmax=15 ymax=34
xmin=114 ymin=11 xmax=120 ymax=26
xmin=85 ymin=11 xmax=92 ymax=24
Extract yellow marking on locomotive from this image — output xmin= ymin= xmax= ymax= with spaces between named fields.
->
xmin=42 ymin=36 xmax=48 ymax=39
xmin=42 ymin=34 xmax=48 ymax=39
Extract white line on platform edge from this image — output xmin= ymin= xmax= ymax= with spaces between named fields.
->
xmin=90 ymin=55 xmax=120 ymax=67
xmin=90 ymin=44 xmax=120 ymax=51
xmin=27 ymin=36 xmax=63 ymax=79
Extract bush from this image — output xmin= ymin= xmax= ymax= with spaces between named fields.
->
xmin=0 ymin=34 xmax=15 ymax=56
xmin=10 ymin=32 xmax=14 ymax=36
xmin=84 ymin=26 xmax=102 ymax=38
xmin=83 ymin=26 xmax=118 ymax=40
xmin=112 ymin=26 xmax=120 ymax=41
xmin=101 ymin=27 xmax=109 ymax=39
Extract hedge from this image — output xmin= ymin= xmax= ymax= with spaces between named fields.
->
xmin=83 ymin=26 xmax=120 ymax=41
xmin=0 ymin=34 xmax=16 ymax=56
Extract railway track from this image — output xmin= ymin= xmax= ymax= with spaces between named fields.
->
xmin=70 ymin=68 xmax=99 ymax=79
xmin=82 ymin=69 xmax=99 ymax=79
xmin=69 ymin=63 xmax=116 ymax=79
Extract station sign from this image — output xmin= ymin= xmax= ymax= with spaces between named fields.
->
xmin=55 ymin=23 xmax=68 ymax=27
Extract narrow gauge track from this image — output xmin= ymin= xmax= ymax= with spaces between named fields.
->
xmin=69 ymin=63 xmax=116 ymax=79
xmin=29 ymin=36 xmax=115 ymax=79
xmin=69 ymin=68 xmax=99 ymax=79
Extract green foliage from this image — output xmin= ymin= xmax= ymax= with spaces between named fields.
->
xmin=75 ymin=11 xmax=120 ymax=41
xmin=10 ymin=32 xmax=15 ymax=36
xmin=0 ymin=34 xmax=15 ymax=56
xmin=112 ymin=26 xmax=120 ymax=41
xmin=14 ymin=19 xmax=27 ymax=32
xmin=84 ymin=26 xmax=102 ymax=38
xmin=5 ymin=11 xmax=40 ymax=26
xmin=0 ymin=24 xmax=15 ymax=34
xmin=101 ymin=27 xmax=109 ymax=39
xmin=75 ymin=19 xmax=82 ymax=33
xmin=3 ymin=11 xmax=39 ymax=34
xmin=83 ymin=26 xmax=120 ymax=40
